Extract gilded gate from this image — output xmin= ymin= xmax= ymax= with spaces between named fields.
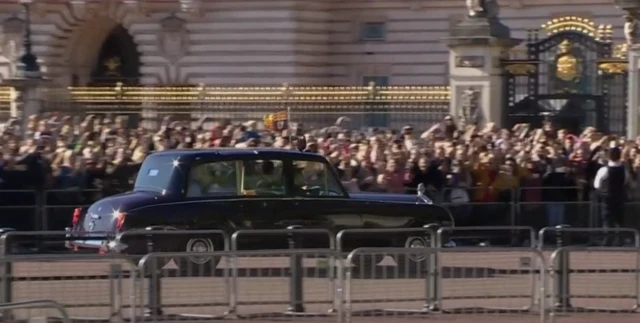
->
xmin=503 ymin=16 xmax=628 ymax=135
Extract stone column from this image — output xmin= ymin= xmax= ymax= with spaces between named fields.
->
xmin=615 ymin=0 xmax=640 ymax=138
xmin=441 ymin=2 xmax=521 ymax=128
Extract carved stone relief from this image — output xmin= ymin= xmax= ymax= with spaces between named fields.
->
xmin=624 ymin=14 xmax=640 ymax=46
xmin=457 ymin=86 xmax=482 ymax=127
xmin=455 ymin=55 xmax=485 ymax=68
xmin=158 ymin=14 xmax=189 ymax=63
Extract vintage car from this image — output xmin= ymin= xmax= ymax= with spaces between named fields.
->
xmin=67 ymin=148 xmax=453 ymax=268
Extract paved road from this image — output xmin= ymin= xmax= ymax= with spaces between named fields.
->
xmin=5 ymin=250 xmax=640 ymax=322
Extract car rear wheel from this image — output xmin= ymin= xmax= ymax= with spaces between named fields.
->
xmin=174 ymin=238 xmax=222 ymax=276
xmin=394 ymin=237 xmax=431 ymax=275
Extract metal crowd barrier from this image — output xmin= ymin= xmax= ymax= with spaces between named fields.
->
xmin=538 ymin=226 xmax=640 ymax=249
xmin=344 ymin=247 xmax=547 ymax=322
xmin=0 ymin=253 xmax=137 ymax=322
xmin=138 ymin=249 xmax=337 ymax=320
xmin=548 ymin=246 xmax=640 ymax=318
xmin=1 ymin=227 xmax=640 ymax=322
xmin=0 ymin=300 xmax=71 ymax=323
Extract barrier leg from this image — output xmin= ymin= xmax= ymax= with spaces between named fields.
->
xmin=0 ymin=261 xmax=12 ymax=321
xmin=554 ymin=225 xmax=572 ymax=310
xmin=144 ymin=232 xmax=163 ymax=318
xmin=287 ymin=225 xmax=304 ymax=313
xmin=424 ymin=224 xmax=440 ymax=311
xmin=109 ymin=263 xmax=123 ymax=319
xmin=0 ymin=228 xmax=14 ymax=321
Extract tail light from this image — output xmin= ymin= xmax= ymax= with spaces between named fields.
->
xmin=115 ymin=212 xmax=126 ymax=231
xmin=72 ymin=208 xmax=81 ymax=226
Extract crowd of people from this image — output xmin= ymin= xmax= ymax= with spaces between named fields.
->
xmin=0 ymin=113 xmax=638 ymax=231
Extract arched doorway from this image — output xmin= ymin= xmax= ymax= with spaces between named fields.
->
xmin=66 ymin=16 xmax=141 ymax=86
xmin=89 ymin=25 xmax=141 ymax=85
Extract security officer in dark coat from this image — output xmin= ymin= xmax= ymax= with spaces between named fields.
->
xmin=594 ymin=146 xmax=634 ymax=244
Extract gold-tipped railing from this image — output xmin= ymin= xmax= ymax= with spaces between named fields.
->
xmin=54 ymin=82 xmax=451 ymax=104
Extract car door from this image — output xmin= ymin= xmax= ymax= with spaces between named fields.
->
xmin=353 ymin=201 xmax=421 ymax=249
xmin=282 ymin=197 xmax=362 ymax=231
xmin=359 ymin=201 xmax=417 ymax=229
xmin=234 ymin=158 xmax=292 ymax=249
xmin=287 ymin=158 xmax=364 ymax=248
xmin=239 ymin=197 xmax=282 ymax=229
xmin=277 ymin=197 xmax=361 ymax=249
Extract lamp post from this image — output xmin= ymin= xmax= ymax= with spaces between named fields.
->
xmin=14 ymin=0 xmax=41 ymax=79
xmin=614 ymin=0 xmax=640 ymax=138
xmin=7 ymin=0 xmax=47 ymax=139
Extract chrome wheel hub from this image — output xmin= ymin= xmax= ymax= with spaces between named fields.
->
xmin=405 ymin=237 xmax=428 ymax=261
xmin=186 ymin=238 xmax=214 ymax=264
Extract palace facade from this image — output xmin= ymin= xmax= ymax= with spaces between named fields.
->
xmin=0 ymin=0 xmax=629 ymax=87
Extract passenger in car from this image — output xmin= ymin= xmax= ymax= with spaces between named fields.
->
xmin=187 ymin=163 xmax=237 ymax=197
xmin=186 ymin=164 xmax=212 ymax=197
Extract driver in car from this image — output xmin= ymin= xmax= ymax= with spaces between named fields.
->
xmin=292 ymin=166 xmax=322 ymax=196
xmin=253 ymin=161 xmax=283 ymax=192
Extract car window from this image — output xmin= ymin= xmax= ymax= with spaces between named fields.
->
xmin=240 ymin=160 xmax=285 ymax=196
xmin=292 ymin=160 xmax=345 ymax=197
xmin=186 ymin=161 xmax=238 ymax=198
xmin=134 ymin=155 xmax=179 ymax=193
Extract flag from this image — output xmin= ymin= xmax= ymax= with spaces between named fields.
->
xmin=263 ymin=110 xmax=289 ymax=131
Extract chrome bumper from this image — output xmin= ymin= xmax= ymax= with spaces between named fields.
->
xmin=65 ymin=227 xmax=128 ymax=253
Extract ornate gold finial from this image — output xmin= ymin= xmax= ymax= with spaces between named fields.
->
xmin=558 ymin=39 xmax=572 ymax=54
xmin=555 ymin=40 xmax=580 ymax=82
xmin=104 ymin=57 xmax=121 ymax=77
xmin=542 ymin=16 xmax=597 ymax=36
xmin=613 ymin=43 xmax=629 ymax=59
xmin=598 ymin=62 xmax=628 ymax=74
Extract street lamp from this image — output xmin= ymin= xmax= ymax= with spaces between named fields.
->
xmin=14 ymin=0 xmax=41 ymax=79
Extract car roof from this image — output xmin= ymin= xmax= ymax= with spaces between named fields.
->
xmin=149 ymin=148 xmax=324 ymax=161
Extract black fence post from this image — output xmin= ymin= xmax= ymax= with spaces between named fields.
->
xmin=423 ymin=224 xmax=440 ymax=312
xmin=0 ymin=228 xmax=14 ymax=321
xmin=554 ymin=225 xmax=572 ymax=310
xmin=287 ymin=225 xmax=305 ymax=313
xmin=144 ymin=228 xmax=163 ymax=318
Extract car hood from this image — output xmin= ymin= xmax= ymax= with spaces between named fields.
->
xmin=350 ymin=192 xmax=426 ymax=204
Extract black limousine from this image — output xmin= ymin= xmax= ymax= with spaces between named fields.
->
xmin=67 ymin=148 xmax=453 ymax=268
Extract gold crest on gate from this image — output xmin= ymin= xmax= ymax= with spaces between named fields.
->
xmin=555 ymin=40 xmax=580 ymax=82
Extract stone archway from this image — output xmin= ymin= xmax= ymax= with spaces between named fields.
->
xmin=65 ymin=15 xmax=141 ymax=85
xmin=89 ymin=25 xmax=141 ymax=85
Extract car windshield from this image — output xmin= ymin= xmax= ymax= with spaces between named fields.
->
xmin=133 ymin=155 xmax=181 ymax=193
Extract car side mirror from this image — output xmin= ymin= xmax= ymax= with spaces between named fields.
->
xmin=417 ymin=183 xmax=426 ymax=196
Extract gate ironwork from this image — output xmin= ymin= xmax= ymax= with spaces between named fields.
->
xmin=503 ymin=16 xmax=628 ymax=134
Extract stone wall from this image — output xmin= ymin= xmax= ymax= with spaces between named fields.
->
xmin=0 ymin=0 xmax=629 ymax=86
